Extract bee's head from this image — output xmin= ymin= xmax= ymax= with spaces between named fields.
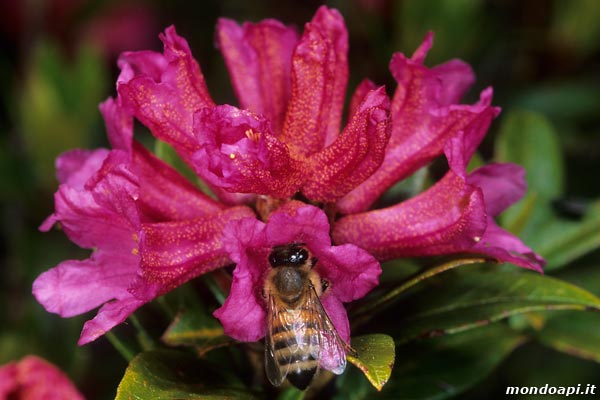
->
xmin=269 ymin=243 xmax=309 ymax=267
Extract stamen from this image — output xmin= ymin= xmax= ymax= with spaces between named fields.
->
xmin=245 ymin=128 xmax=261 ymax=142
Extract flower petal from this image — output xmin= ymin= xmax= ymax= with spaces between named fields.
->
xmin=467 ymin=163 xmax=526 ymax=217
xmin=302 ymin=86 xmax=390 ymax=202
xmin=215 ymin=203 xmax=380 ymax=344
xmin=78 ymin=296 xmax=146 ymax=345
xmin=280 ymin=6 xmax=348 ymax=156
xmin=466 ymin=163 xmax=545 ymax=271
xmin=0 ymin=356 xmax=84 ymax=399
xmin=32 ymin=250 xmax=138 ymax=318
xmin=55 ymin=148 xmax=110 ymax=189
xmin=99 ymin=97 xmax=133 ymax=152
xmin=136 ymin=206 xmax=255 ymax=296
xmin=471 ymin=223 xmax=545 ymax=272
xmin=316 ymin=244 xmax=381 ymax=303
xmin=86 ymin=150 xmax=140 ymax=229
xmin=217 ymin=18 xmax=298 ymax=134
xmin=348 ymin=79 xmax=377 ymax=120
xmin=442 ymin=87 xmax=499 ymax=176
xmin=320 ymin=294 xmax=350 ymax=344
xmin=333 ymin=171 xmax=487 ymax=261
xmin=131 ymin=142 xmax=224 ymax=221
xmin=337 ymin=34 xmax=499 ymax=214
xmin=118 ymin=26 xmax=214 ymax=161
xmin=191 ymin=105 xmax=303 ymax=197
xmin=213 ymin=217 xmax=270 ymax=342
xmin=40 ymin=182 xmax=135 ymax=252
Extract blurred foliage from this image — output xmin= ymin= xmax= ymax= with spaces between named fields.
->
xmin=1 ymin=0 xmax=599 ymax=399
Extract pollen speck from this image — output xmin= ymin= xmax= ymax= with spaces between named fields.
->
xmin=473 ymin=236 xmax=481 ymax=242
xmin=229 ymin=153 xmax=236 ymax=160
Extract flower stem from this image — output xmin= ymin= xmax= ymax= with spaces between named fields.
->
xmin=129 ymin=314 xmax=156 ymax=351
xmin=105 ymin=331 xmax=136 ymax=362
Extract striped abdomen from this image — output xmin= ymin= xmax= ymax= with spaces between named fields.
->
xmin=271 ymin=307 xmax=320 ymax=390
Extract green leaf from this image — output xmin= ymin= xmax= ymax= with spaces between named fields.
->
xmin=352 ymin=258 xmax=486 ymax=327
xmin=347 ymin=334 xmax=395 ymax=391
xmin=537 ymin=310 xmax=600 ymax=363
xmin=381 ymin=324 xmax=525 ymax=399
xmin=17 ymin=41 xmax=107 ymax=189
xmin=384 ymin=264 xmax=600 ymax=344
xmin=154 ymin=140 xmax=217 ymax=199
xmin=162 ymin=307 xmax=234 ymax=356
xmin=276 ymin=387 xmax=305 ymax=400
xmin=496 ymin=109 xmax=564 ymax=200
xmin=395 ymin=0 xmax=485 ymax=65
xmin=532 ymin=205 xmax=600 ymax=270
xmin=115 ymin=350 xmax=256 ymax=400
xmin=495 ymin=110 xmax=600 ymax=270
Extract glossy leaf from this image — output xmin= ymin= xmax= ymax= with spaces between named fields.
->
xmin=347 ymin=334 xmax=395 ymax=391
xmin=380 ymin=324 xmax=525 ymax=399
xmin=162 ymin=308 xmax=234 ymax=356
xmin=537 ymin=311 xmax=600 ymax=363
xmin=115 ymin=350 xmax=256 ymax=400
xmin=383 ymin=264 xmax=600 ymax=343
xmin=532 ymin=204 xmax=600 ymax=270
xmin=496 ymin=109 xmax=564 ymax=199
xmin=352 ymin=258 xmax=485 ymax=326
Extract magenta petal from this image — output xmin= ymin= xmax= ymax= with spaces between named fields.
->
xmin=213 ymin=217 xmax=270 ymax=342
xmin=217 ymin=18 xmax=298 ymax=134
xmin=41 ymin=183 xmax=135 ymax=252
xmin=131 ymin=142 xmax=224 ymax=222
xmin=471 ymin=223 xmax=545 ymax=272
xmin=32 ymin=250 xmax=138 ymax=318
xmin=333 ymin=171 xmax=487 ymax=261
xmin=466 ymin=163 xmax=545 ymax=271
xmin=281 ymin=6 xmax=348 ymax=156
xmin=0 ymin=356 xmax=85 ymax=399
xmin=348 ymin=79 xmax=378 ymax=122
xmin=99 ymin=97 xmax=133 ymax=152
xmin=137 ymin=206 xmax=255 ymax=293
xmin=443 ymin=88 xmax=499 ymax=176
xmin=86 ymin=151 xmax=140 ymax=229
xmin=320 ymin=294 xmax=350 ymax=344
xmin=192 ymin=105 xmax=303 ymax=197
xmin=468 ymin=163 xmax=526 ymax=216
xmin=302 ymin=87 xmax=390 ymax=202
xmin=215 ymin=203 xmax=380 ymax=343
xmin=315 ymin=244 xmax=381 ymax=303
xmin=337 ymin=34 xmax=499 ymax=214
xmin=55 ymin=148 xmax=110 ymax=189
xmin=265 ymin=202 xmax=332 ymax=246
xmin=78 ymin=297 xmax=146 ymax=345
xmin=118 ymin=26 xmax=214 ymax=162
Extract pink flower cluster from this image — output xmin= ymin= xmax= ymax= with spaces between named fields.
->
xmin=33 ymin=5 xmax=544 ymax=368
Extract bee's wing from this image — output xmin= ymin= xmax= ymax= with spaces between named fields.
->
xmin=306 ymin=285 xmax=348 ymax=375
xmin=265 ymin=295 xmax=291 ymax=387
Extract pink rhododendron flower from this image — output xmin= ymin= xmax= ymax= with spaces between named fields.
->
xmin=0 ymin=355 xmax=84 ymax=400
xmin=34 ymin=4 xmax=544 ymax=362
xmin=214 ymin=202 xmax=380 ymax=348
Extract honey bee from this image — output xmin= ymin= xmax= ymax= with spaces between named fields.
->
xmin=263 ymin=243 xmax=349 ymax=390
